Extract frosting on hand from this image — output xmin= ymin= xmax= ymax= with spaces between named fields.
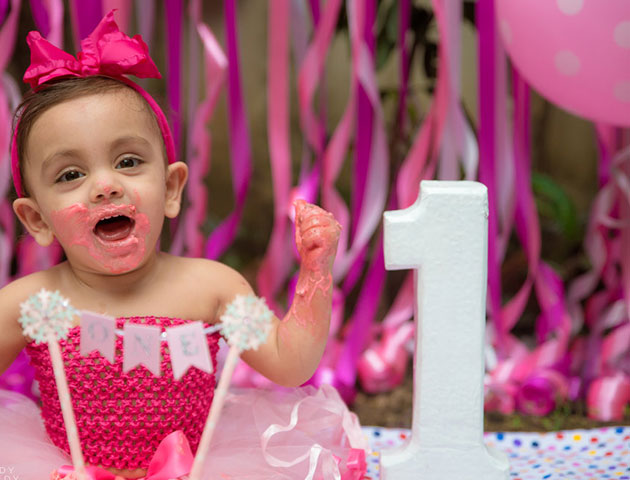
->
xmin=292 ymin=200 xmax=341 ymax=325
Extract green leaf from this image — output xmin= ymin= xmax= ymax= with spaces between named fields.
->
xmin=531 ymin=173 xmax=580 ymax=243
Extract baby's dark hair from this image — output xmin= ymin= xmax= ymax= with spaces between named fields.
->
xmin=13 ymin=76 xmax=164 ymax=197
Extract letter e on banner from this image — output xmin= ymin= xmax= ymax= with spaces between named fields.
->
xmin=123 ymin=323 xmax=162 ymax=376
xmin=80 ymin=312 xmax=116 ymax=363
xmin=166 ymin=322 xmax=213 ymax=380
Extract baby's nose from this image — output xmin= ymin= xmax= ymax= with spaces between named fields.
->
xmin=90 ymin=178 xmax=124 ymax=202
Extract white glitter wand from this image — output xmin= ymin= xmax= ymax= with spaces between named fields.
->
xmin=189 ymin=294 xmax=273 ymax=480
xmin=19 ymin=289 xmax=87 ymax=480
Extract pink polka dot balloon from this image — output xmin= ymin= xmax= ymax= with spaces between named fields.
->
xmin=495 ymin=0 xmax=630 ymax=126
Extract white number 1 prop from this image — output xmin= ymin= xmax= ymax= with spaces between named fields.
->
xmin=380 ymin=181 xmax=509 ymax=479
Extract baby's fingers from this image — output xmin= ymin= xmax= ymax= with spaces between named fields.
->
xmin=300 ymin=211 xmax=338 ymax=234
xmin=294 ymin=200 xmax=330 ymax=224
xmin=299 ymin=217 xmax=341 ymax=257
xmin=293 ymin=201 xmax=340 ymax=244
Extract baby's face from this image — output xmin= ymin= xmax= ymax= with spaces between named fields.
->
xmin=19 ymin=88 xmax=172 ymax=274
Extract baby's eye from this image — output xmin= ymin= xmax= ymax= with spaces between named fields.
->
xmin=116 ymin=157 xmax=142 ymax=169
xmin=56 ymin=170 xmax=85 ymax=183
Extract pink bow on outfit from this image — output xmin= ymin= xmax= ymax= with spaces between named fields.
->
xmin=51 ymin=430 xmax=194 ymax=480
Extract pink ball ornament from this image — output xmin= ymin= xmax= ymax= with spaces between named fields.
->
xmin=515 ymin=369 xmax=568 ymax=416
xmin=357 ymin=323 xmax=413 ymax=394
xmin=495 ymin=0 xmax=630 ymax=126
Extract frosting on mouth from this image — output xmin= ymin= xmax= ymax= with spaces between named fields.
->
xmin=93 ymin=215 xmax=135 ymax=242
xmin=51 ymin=203 xmax=151 ymax=274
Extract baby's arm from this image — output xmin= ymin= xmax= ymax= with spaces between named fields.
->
xmin=0 ymin=278 xmax=37 ymax=375
xmin=217 ymin=200 xmax=340 ymax=387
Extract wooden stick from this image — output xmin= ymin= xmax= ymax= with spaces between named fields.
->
xmin=189 ymin=346 xmax=240 ymax=480
xmin=48 ymin=332 xmax=88 ymax=480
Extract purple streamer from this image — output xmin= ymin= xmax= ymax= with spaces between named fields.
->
xmin=169 ymin=0 xmax=201 ymax=257
xmin=509 ymin=68 xmax=553 ymax=342
xmin=0 ymin=0 xmax=18 ymax=69
xmin=0 ymin=74 xmax=20 ymax=287
xmin=0 ymin=202 xmax=13 ymax=287
xmin=476 ymin=0 xmax=504 ymax=357
xmin=0 ymin=1 xmax=19 ymax=291
xmin=351 ymin=0 xmax=375 ymax=238
xmin=187 ymin=1 xmax=199 ymax=133
xmin=308 ymin=0 xmax=320 ymax=23
xmin=204 ymin=0 xmax=252 ymax=259
xmin=183 ymin=0 xmax=200 ymax=256
xmin=28 ymin=0 xmax=63 ymax=48
xmin=29 ymin=0 xmax=50 ymax=37
xmin=290 ymin=0 xmax=309 ymax=67
xmin=396 ymin=0 xmax=411 ymax=131
xmin=291 ymin=0 xmax=322 ymax=215
xmin=311 ymin=0 xmax=329 ymax=160
xmin=165 ymin=0 xmax=183 ymax=155
xmin=337 ymin=0 xmax=387 ymax=400
xmin=69 ymin=0 xmax=102 ymax=49
xmin=505 ymin=69 xmax=537 ymax=333
xmin=341 ymin=246 xmax=367 ymax=295
xmin=304 ymin=0 xmax=326 ymax=195
xmin=595 ymin=125 xmax=618 ymax=187
xmin=342 ymin=0 xmax=375 ymax=294
xmin=135 ymin=0 xmax=155 ymax=51
xmin=438 ymin=0 xmax=464 ymax=181
xmin=291 ymin=0 xmax=320 ymax=204
xmin=0 ymin=0 xmax=8 ymax=27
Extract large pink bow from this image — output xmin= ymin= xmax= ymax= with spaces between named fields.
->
xmin=51 ymin=430 xmax=193 ymax=480
xmin=23 ymin=10 xmax=160 ymax=89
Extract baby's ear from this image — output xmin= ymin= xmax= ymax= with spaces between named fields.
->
xmin=12 ymin=198 xmax=55 ymax=246
xmin=164 ymin=161 xmax=188 ymax=219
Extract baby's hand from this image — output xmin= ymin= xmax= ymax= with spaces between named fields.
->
xmin=294 ymin=199 xmax=341 ymax=273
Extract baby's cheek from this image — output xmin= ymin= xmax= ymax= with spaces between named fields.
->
xmin=50 ymin=204 xmax=91 ymax=247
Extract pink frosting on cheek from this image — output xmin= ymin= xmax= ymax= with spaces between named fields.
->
xmin=50 ymin=203 xmax=152 ymax=274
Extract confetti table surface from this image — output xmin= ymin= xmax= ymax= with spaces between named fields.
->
xmin=362 ymin=426 xmax=630 ymax=479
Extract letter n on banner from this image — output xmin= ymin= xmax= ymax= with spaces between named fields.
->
xmin=80 ymin=312 xmax=116 ymax=363
xmin=123 ymin=323 xmax=161 ymax=376
xmin=166 ymin=322 xmax=213 ymax=380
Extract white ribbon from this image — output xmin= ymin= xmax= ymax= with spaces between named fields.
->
xmin=260 ymin=386 xmax=367 ymax=479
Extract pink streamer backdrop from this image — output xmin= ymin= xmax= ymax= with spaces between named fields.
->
xmin=0 ymin=1 xmax=628 ymax=420
xmin=204 ymin=0 xmax=252 ymax=261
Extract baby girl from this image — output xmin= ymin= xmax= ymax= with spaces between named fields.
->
xmin=0 ymin=11 xmax=365 ymax=480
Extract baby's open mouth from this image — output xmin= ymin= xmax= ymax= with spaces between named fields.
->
xmin=93 ymin=215 xmax=135 ymax=242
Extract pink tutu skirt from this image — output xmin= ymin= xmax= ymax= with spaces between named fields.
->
xmin=0 ymin=385 xmax=368 ymax=480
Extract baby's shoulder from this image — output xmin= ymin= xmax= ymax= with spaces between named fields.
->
xmin=161 ymin=254 xmax=252 ymax=293
xmin=0 ymin=267 xmax=62 ymax=305
xmin=163 ymin=254 xmax=237 ymax=276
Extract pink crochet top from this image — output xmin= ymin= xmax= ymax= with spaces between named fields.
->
xmin=26 ymin=316 xmax=220 ymax=470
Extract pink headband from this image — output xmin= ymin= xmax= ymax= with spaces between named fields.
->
xmin=10 ymin=10 xmax=176 ymax=197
